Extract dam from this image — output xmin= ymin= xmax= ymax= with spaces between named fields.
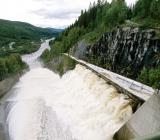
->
xmin=0 ymin=40 xmax=159 ymax=140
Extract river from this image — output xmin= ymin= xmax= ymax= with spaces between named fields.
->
xmin=0 ymin=39 xmax=132 ymax=140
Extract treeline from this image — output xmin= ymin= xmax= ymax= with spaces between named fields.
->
xmin=51 ymin=0 xmax=160 ymax=56
xmin=0 ymin=54 xmax=26 ymax=81
xmin=41 ymin=0 xmax=160 ymax=88
xmin=47 ymin=0 xmax=129 ymax=59
xmin=133 ymin=0 xmax=160 ymax=20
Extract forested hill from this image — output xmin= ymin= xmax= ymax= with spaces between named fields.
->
xmin=0 ymin=19 xmax=62 ymax=56
xmin=50 ymin=0 xmax=160 ymax=53
xmin=0 ymin=19 xmax=60 ymax=44
xmin=0 ymin=19 xmax=62 ymax=81
xmin=42 ymin=0 xmax=160 ymax=89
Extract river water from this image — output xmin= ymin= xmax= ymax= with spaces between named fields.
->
xmin=0 ymin=40 xmax=132 ymax=140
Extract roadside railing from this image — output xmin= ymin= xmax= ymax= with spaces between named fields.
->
xmin=115 ymin=76 xmax=155 ymax=95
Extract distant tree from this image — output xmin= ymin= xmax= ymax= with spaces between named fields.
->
xmin=97 ymin=0 xmax=102 ymax=7
xmin=133 ymin=0 xmax=153 ymax=18
xmin=150 ymin=0 xmax=160 ymax=20
xmin=127 ymin=6 xmax=133 ymax=19
xmin=105 ymin=0 xmax=128 ymax=26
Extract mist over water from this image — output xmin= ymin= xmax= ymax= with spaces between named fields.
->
xmin=5 ymin=40 xmax=132 ymax=140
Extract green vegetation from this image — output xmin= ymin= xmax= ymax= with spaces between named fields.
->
xmin=133 ymin=0 xmax=160 ymax=20
xmin=44 ymin=0 xmax=130 ymax=60
xmin=41 ymin=0 xmax=160 ymax=88
xmin=130 ymin=0 xmax=160 ymax=29
xmin=0 ymin=40 xmax=41 ymax=57
xmin=0 ymin=19 xmax=62 ymax=56
xmin=0 ymin=19 xmax=59 ymax=44
xmin=0 ymin=19 xmax=63 ymax=80
xmin=54 ymin=55 xmax=77 ymax=76
xmin=41 ymin=51 xmax=77 ymax=76
xmin=0 ymin=54 xmax=27 ymax=81
xmin=138 ymin=67 xmax=160 ymax=89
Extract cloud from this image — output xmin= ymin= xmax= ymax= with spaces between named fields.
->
xmin=0 ymin=0 xmax=137 ymax=28
xmin=32 ymin=8 xmax=80 ymax=19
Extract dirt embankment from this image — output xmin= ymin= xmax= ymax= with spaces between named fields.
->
xmin=0 ymin=72 xmax=24 ymax=99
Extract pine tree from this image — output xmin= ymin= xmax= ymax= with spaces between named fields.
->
xmin=150 ymin=0 xmax=160 ymax=19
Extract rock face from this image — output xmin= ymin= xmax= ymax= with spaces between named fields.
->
xmin=70 ymin=40 xmax=87 ymax=60
xmin=82 ymin=27 xmax=160 ymax=78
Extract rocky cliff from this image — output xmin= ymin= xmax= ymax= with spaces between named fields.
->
xmin=71 ymin=27 xmax=160 ymax=79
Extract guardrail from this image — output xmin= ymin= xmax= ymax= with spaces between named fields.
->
xmin=115 ymin=76 xmax=154 ymax=95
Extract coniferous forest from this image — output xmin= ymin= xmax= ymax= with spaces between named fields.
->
xmin=41 ymin=0 xmax=160 ymax=89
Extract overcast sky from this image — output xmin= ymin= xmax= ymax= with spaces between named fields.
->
xmin=0 ymin=0 xmax=136 ymax=29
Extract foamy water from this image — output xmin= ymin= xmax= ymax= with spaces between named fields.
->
xmin=5 ymin=40 xmax=132 ymax=140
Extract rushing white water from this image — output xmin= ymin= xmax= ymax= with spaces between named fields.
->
xmin=5 ymin=40 xmax=132 ymax=140
xmin=22 ymin=39 xmax=51 ymax=69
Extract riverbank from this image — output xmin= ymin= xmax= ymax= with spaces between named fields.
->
xmin=0 ymin=71 xmax=22 ymax=140
xmin=0 ymin=71 xmax=27 ymax=99
xmin=0 ymin=39 xmax=52 ymax=140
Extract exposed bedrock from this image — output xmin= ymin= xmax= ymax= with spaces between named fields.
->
xmin=71 ymin=27 xmax=160 ymax=79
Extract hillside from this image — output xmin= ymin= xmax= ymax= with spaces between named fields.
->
xmin=41 ymin=0 xmax=160 ymax=89
xmin=0 ymin=19 xmax=61 ymax=56
xmin=0 ymin=19 xmax=59 ymax=42
xmin=0 ymin=19 xmax=62 ymax=80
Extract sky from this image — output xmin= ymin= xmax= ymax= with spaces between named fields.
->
xmin=0 ymin=0 xmax=136 ymax=29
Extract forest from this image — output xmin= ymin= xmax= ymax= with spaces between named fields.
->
xmin=0 ymin=54 xmax=26 ymax=81
xmin=42 ymin=0 xmax=160 ymax=88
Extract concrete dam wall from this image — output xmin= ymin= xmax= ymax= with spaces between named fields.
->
xmin=114 ymin=94 xmax=160 ymax=140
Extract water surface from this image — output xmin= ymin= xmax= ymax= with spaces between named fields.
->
xmin=1 ymin=40 xmax=132 ymax=140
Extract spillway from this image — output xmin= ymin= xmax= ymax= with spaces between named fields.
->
xmin=1 ymin=40 xmax=133 ymax=140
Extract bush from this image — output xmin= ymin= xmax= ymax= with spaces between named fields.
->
xmin=41 ymin=49 xmax=52 ymax=63
xmin=0 ymin=54 xmax=26 ymax=81
xmin=138 ymin=67 xmax=160 ymax=89
xmin=148 ymin=68 xmax=160 ymax=89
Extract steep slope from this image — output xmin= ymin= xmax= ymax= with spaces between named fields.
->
xmin=84 ymin=27 xmax=160 ymax=78
xmin=41 ymin=0 xmax=160 ymax=88
xmin=70 ymin=27 xmax=160 ymax=87
xmin=0 ymin=19 xmax=59 ymax=42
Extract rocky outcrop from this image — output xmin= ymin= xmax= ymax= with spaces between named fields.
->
xmin=70 ymin=40 xmax=87 ymax=60
xmin=72 ymin=27 xmax=160 ymax=79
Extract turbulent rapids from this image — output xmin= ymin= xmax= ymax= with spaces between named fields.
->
xmin=4 ymin=40 xmax=132 ymax=140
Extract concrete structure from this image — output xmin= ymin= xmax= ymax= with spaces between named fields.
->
xmin=114 ymin=94 xmax=160 ymax=140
